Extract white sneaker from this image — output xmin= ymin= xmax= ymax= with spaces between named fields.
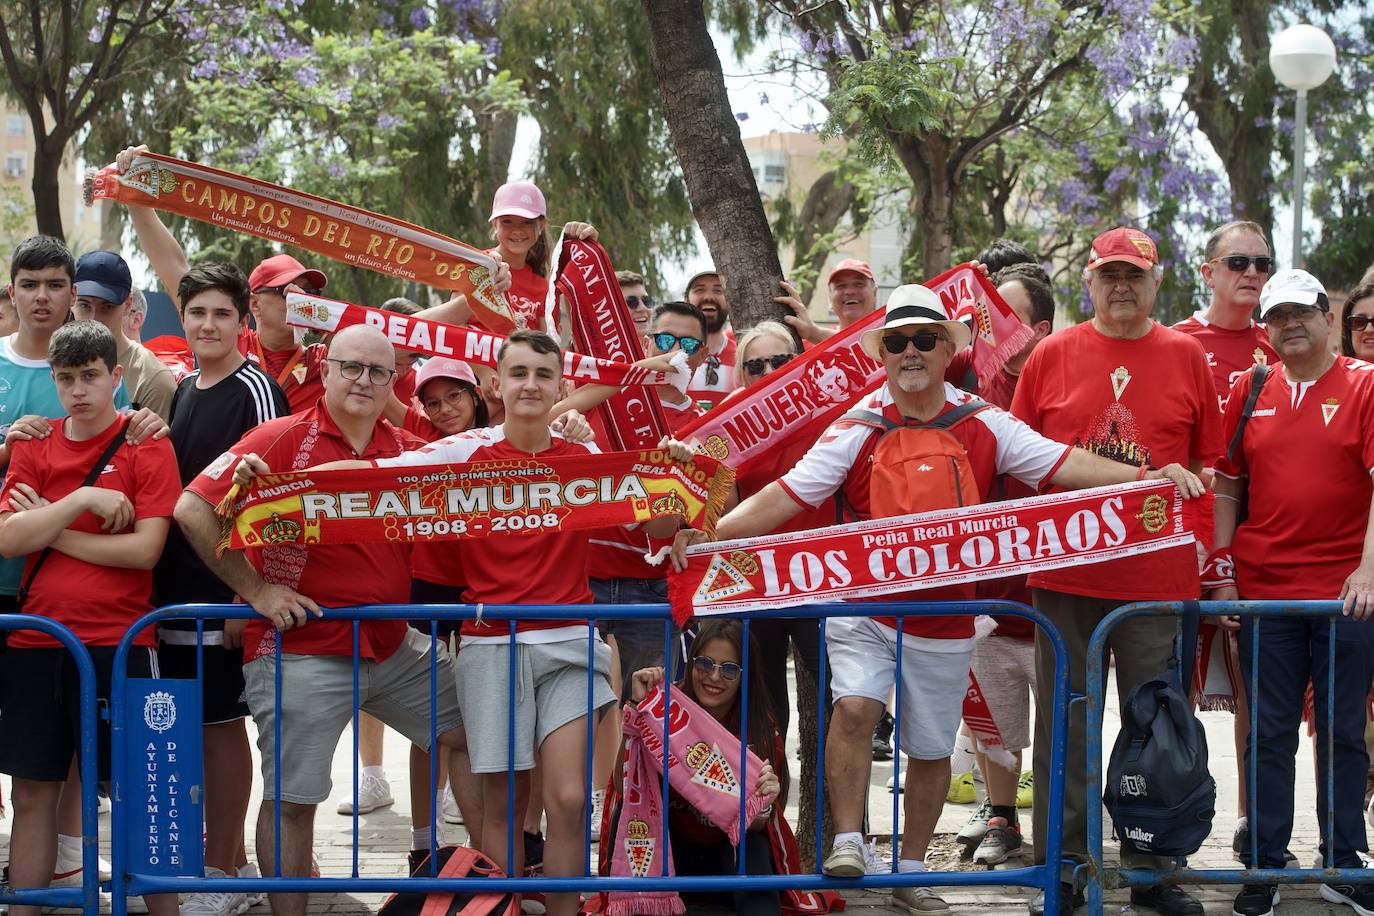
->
xmin=823 ymin=837 xmax=866 ymax=877
xmin=50 ymin=843 xmax=111 ymax=885
xmin=442 ymin=786 xmax=464 ymax=825
xmin=180 ymin=867 xmax=249 ymax=916
xmin=589 ymin=789 xmax=605 ymax=842
xmin=863 ymin=841 xmax=890 ymax=875
xmin=892 ymin=884 xmax=951 ymax=914
xmin=238 ymin=862 xmax=265 ymax=907
xmin=336 ymin=772 xmax=394 ymax=815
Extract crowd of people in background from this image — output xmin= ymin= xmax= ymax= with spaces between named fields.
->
xmin=3 ymin=142 xmax=1374 ymax=916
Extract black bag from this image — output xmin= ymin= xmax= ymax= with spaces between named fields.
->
xmin=1103 ymin=601 xmax=1216 ymax=857
xmin=378 ymin=845 xmax=516 ymax=916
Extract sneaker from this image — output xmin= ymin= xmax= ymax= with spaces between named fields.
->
xmin=523 ymin=831 xmax=545 ymax=873
xmin=956 ymin=801 xmax=992 ymax=851
xmin=892 ymin=885 xmax=950 ymax=914
xmin=50 ymin=843 xmax=111 ymax=885
xmin=1029 ymin=884 xmax=1085 ymax=916
xmin=589 ymin=789 xmax=605 ymax=842
xmin=872 ymin=711 xmax=895 ymax=761
xmin=1232 ymin=817 xmax=1249 ymax=862
xmin=180 ymin=867 xmax=248 ymax=916
xmin=822 ymin=837 xmax=866 ymax=877
xmin=973 ymin=816 xmax=1022 ymax=865
xmin=519 ymin=892 xmax=547 ymax=914
xmin=862 ymin=842 xmax=890 ymax=875
xmin=237 ymin=863 xmax=264 ymax=907
xmin=336 ymin=772 xmax=394 ymax=815
xmin=1232 ymin=883 xmax=1279 ymax=916
xmin=1322 ymin=882 xmax=1374 ymax=916
xmin=442 ymin=786 xmax=463 ymax=825
xmin=1016 ymin=770 xmax=1034 ymax=808
xmin=1130 ymin=885 xmax=1204 ymax=916
xmin=946 ymin=771 xmax=977 ymax=804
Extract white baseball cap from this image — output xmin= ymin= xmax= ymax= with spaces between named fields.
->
xmin=1259 ymin=269 xmax=1328 ymax=321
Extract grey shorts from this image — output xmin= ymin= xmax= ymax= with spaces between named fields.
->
xmin=243 ymin=629 xmax=462 ymax=804
xmin=970 ymin=635 xmax=1037 ymax=752
xmin=457 ymin=637 xmax=615 ymax=774
xmin=827 ymin=615 xmax=971 ymax=761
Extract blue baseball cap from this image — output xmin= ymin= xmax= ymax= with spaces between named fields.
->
xmin=74 ymin=250 xmax=133 ymax=305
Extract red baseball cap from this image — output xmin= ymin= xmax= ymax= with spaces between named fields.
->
xmin=249 ymin=254 xmax=327 ymax=293
xmin=827 ymin=258 xmax=874 ymax=284
xmin=1086 ymin=227 xmax=1159 ymax=271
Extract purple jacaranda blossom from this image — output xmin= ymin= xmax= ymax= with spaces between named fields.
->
xmin=481 ymin=37 xmax=500 ymax=56
xmin=378 ymin=113 xmax=403 ymax=130
xmin=327 ymin=162 xmax=345 ymax=178
xmin=192 ymin=59 xmax=220 ymax=79
xmin=410 ymin=7 xmax=432 ymax=29
xmin=296 ymin=66 xmax=320 ymax=88
xmin=335 ymin=87 xmax=353 ymax=105
xmin=380 ymin=10 xmax=394 ymax=26
xmin=736 ymin=112 xmax=750 ymax=121
xmin=88 ymin=26 xmax=103 ymax=43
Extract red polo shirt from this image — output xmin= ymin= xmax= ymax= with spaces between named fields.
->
xmin=187 ymin=401 xmax=423 ymax=662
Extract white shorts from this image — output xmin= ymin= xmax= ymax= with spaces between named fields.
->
xmin=826 ymin=616 xmax=971 ymax=760
xmin=970 ymin=635 xmax=1037 ymax=752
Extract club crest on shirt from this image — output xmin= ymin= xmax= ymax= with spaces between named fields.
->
xmin=203 ymin=450 xmax=237 ymax=480
xmin=1322 ymin=397 xmax=1340 ymax=426
xmin=1253 ymin=348 xmax=1268 ymax=366
xmin=1110 ymin=366 xmax=1131 ymax=400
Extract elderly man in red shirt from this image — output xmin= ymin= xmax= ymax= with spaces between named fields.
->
xmin=175 ymin=325 xmax=465 ymax=916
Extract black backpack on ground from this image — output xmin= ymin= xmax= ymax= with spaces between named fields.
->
xmin=1103 ymin=600 xmax=1216 ymax=857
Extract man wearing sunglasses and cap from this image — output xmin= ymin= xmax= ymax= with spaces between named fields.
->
xmin=1212 ymin=269 xmax=1374 ymax=916
xmin=1174 ymin=221 xmax=1280 ymax=412
xmin=1011 ymin=226 xmax=1221 ymax=916
xmin=674 ymin=282 xmax=1204 ymax=915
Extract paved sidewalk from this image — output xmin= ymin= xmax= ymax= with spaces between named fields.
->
xmin=0 ymin=665 xmax=1364 ymax=914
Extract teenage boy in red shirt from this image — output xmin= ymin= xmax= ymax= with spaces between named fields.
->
xmin=0 ymin=320 xmax=181 ymax=916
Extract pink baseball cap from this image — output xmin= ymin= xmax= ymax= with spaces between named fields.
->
xmin=489 ymin=181 xmax=547 ymax=222
xmin=415 ymin=357 xmax=478 ymax=398
xmin=827 ymin=258 xmax=874 ymax=284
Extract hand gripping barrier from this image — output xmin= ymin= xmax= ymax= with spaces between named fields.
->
xmin=1086 ymin=600 xmax=1363 ymax=911
xmin=0 ymin=614 xmax=101 ymax=915
xmin=108 ymin=600 xmax=1071 ymax=913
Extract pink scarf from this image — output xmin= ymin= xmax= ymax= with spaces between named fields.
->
xmin=610 ymin=685 xmax=775 ymax=916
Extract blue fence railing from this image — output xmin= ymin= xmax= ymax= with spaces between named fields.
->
xmin=90 ymin=600 xmax=1073 ymax=915
xmin=0 ymin=614 xmax=101 ymax=915
xmin=1085 ymin=600 xmax=1364 ymax=912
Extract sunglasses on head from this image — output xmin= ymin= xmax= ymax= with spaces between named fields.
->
xmin=651 ymin=331 xmax=704 ymax=356
xmin=1211 ymin=255 xmax=1275 ymax=275
xmin=742 ymin=353 xmax=794 ymax=376
xmin=692 ymin=655 xmax=742 ymax=680
xmin=881 ymin=330 xmax=946 ymax=355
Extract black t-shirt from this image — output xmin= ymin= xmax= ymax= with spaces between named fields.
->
xmin=155 ymin=359 xmax=289 ymax=614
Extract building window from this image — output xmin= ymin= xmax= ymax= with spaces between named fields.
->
xmin=5 ymin=114 xmax=23 ymax=137
xmin=763 ymin=164 xmax=786 ymax=182
xmin=4 ymin=153 xmax=25 ymax=178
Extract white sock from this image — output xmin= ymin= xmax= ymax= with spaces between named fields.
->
xmin=898 ymin=858 xmax=927 ymax=874
xmin=58 ymin=834 xmax=81 ymax=850
xmin=411 ymin=827 xmax=432 ymax=851
xmin=363 ymin=765 xmax=386 ymax=780
xmin=237 ymin=863 xmax=258 ymax=878
xmin=949 ymin=732 xmax=976 ymax=774
xmin=832 ymin=831 xmax=863 ymax=851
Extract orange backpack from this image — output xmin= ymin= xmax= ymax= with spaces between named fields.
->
xmin=842 ymin=402 xmax=990 ymax=518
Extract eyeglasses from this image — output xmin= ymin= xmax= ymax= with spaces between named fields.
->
xmin=1263 ymin=303 xmax=1324 ymax=326
xmin=651 ymin=331 xmax=704 ymax=356
xmin=624 ymin=294 xmax=656 ymax=310
xmin=1345 ymin=314 xmax=1374 ymax=332
xmin=881 ymin=330 xmax=947 ymax=354
xmin=326 ymin=358 xmax=396 ymax=385
xmin=742 ymin=353 xmax=794 ymax=376
xmin=1210 ymin=255 xmax=1275 ymax=275
xmin=692 ymin=655 xmax=742 ymax=681
xmin=422 ymin=388 xmax=475 ymax=414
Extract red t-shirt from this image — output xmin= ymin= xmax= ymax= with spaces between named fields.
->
xmin=586 ymin=399 xmax=701 ymax=581
xmin=779 ymin=383 xmax=1071 ymax=640
xmin=1011 ymin=320 xmax=1222 ymax=600
xmin=241 ymin=328 xmax=327 ymax=415
xmin=478 ymin=254 xmax=551 ymax=333
xmin=1215 ymin=357 xmax=1374 ymax=599
xmin=1 ymin=417 xmax=180 ymax=648
xmin=1172 ymin=314 xmax=1279 ymax=417
xmin=375 ymin=425 xmax=599 ymax=640
xmin=186 ymin=402 xmax=422 ymax=661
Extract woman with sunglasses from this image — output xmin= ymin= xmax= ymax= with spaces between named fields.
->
xmin=1340 ymin=279 xmax=1374 ymax=362
xmin=619 ymin=620 xmax=792 ymax=916
xmin=732 ymin=320 xmax=798 ymax=389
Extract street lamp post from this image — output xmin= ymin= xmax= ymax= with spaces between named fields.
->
xmin=1269 ymin=24 xmax=1337 ymax=268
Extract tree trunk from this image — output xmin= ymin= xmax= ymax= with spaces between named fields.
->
xmin=793 ymin=642 xmax=831 ymax=871
xmin=790 ymin=169 xmax=862 ymax=303
xmin=641 ymin=0 xmax=785 ymax=333
xmin=892 ymin=134 xmax=955 ymax=280
xmin=31 ymin=136 xmax=66 ymax=240
xmin=479 ymin=109 xmax=519 ymax=211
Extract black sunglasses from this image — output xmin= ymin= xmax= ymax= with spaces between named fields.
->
xmin=255 ymin=283 xmax=322 ymax=297
xmin=742 ymin=353 xmax=794 ymax=376
xmin=652 ymin=331 xmax=704 ymax=356
xmin=692 ymin=655 xmax=742 ymax=681
xmin=1345 ymin=314 xmax=1374 ymax=332
xmin=1211 ymin=255 xmax=1275 ymax=275
xmin=625 ymin=294 xmax=656 ymax=310
xmin=882 ymin=330 xmax=946 ymax=355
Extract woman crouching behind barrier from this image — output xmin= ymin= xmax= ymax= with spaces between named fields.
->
xmin=613 ymin=620 xmax=789 ymax=916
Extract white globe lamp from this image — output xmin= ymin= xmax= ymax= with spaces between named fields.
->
xmin=1269 ymin=24 xmax=1336 ymax=267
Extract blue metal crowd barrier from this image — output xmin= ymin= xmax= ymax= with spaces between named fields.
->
xmin=104 ymin=600 xmax=1071 ymax=913
xmin=0 ymin=614 xmax=101 ymax=915
xmin=1085 ymin=600 xmax=1360 ymax=912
